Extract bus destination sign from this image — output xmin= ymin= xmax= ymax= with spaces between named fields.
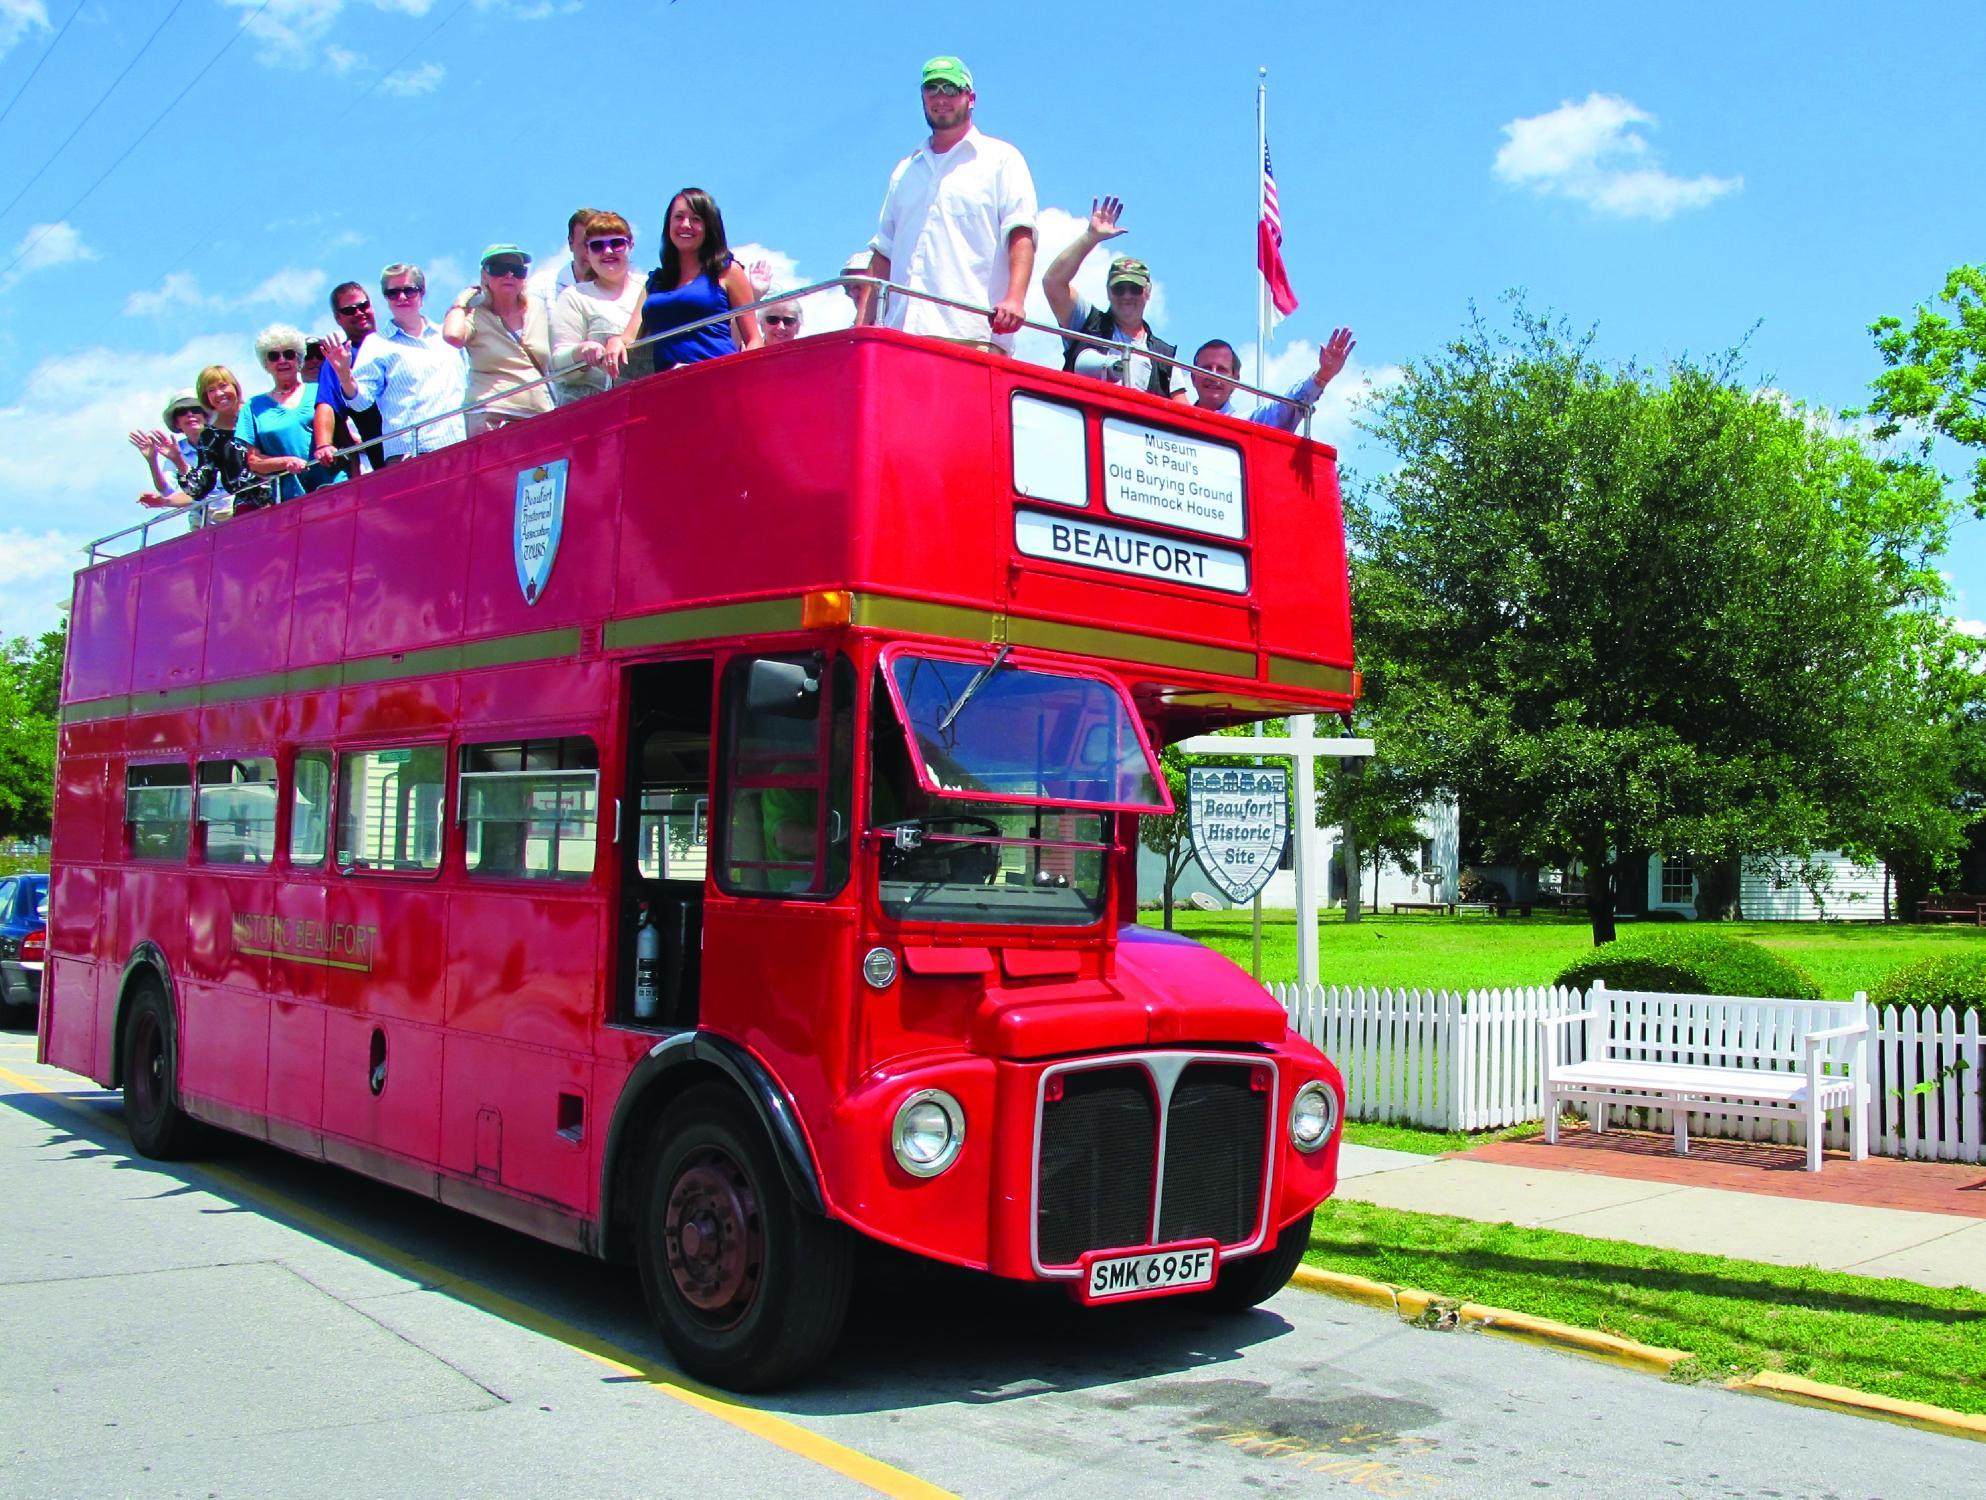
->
xmin=1101 ymin=418 xmax=1244 ymax=539
xmin=1014 ymin=509 xmax=1249 ymax=594
xmin=1187 ymin=766 xmax=1289 ymax=903
xmin=514 ymin=459 xmax=569 ymax=605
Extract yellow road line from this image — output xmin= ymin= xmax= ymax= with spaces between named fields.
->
xmin=0 ymin=1063 xmax=956 ymax=1500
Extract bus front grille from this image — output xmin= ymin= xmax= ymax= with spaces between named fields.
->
xmin=1034 ymin=1057 xmax=1271 ymax=1270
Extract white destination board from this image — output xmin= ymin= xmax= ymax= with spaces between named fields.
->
xmin=1014 ymin=509 xmax=1249 ymax=594
xmin=1101 ymin=418 xmax=1245 ymax=539
xmin=1010 ymin=393 xmax=1087 ymax=508
xmin=1187 ymin=766 xmax=1289 ymax=904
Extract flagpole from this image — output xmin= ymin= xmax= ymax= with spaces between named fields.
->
xmin=1255 ymin=65 xmax=1268 ymax=395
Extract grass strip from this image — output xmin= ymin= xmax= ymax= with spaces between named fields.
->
xmin=1306 ymin=1199 xmax=1986 ymax=1415
xmin=1342 ymin=1120 xmax=1541 ymax=1156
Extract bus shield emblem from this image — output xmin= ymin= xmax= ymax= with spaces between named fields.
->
xmin=514 ymin=460 xmax=568 ymax=605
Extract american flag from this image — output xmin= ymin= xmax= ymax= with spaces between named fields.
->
xmin=1258 ymin=142 xmax=1299 ymax=321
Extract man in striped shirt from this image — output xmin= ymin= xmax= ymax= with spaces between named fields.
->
xmin=326 ymin=264 xmax=467 ymax=460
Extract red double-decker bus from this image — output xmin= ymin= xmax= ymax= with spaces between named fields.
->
xmin=42 ymin=319 xmax=1356 ymax=1389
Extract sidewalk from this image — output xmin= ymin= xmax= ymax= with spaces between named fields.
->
xmin=1334 ymin=1129 xmax=1986 ymax=1293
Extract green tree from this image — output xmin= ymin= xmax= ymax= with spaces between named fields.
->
xmin=1138 ymin=745 xmax=1195 ymax=929
xmin=0 ymin=625 xmax=63 ymax=839
xmin=1860 ymin=264 xmax=1986 ymax=517
xmin=1351 ymin=301 xmax=1974 ymax=945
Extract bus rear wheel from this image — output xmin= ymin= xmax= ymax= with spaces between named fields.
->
xmin=1198 ymin=1209 xmax=1314 ymax=1312
xmin=121 ymin=979 xmax=198 ymax=1160
xmin=636 ymin=1083 xmax=852 ymax=1391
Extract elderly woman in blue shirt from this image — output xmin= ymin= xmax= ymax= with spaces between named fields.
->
xmin=237 ymin=323 xmax=334 ymax=499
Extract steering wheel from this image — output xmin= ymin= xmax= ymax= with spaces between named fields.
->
xmin=876 ymin=816 xmax=1005 ymax=883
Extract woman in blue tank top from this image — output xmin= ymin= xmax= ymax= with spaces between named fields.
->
xmin=612 ymin=187 xmax=762 ymax=372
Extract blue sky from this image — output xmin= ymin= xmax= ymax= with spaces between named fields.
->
xmin=0 ymin=0 xmax=1979 ymax=645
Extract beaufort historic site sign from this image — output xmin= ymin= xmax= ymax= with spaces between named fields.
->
xmin=1187 ymin=766 xmax=1289 ymax=903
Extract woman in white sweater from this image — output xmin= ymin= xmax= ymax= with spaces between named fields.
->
xmin=549 ymin=211 xmax=645 ymax=403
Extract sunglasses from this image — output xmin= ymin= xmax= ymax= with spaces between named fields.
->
xmin=586 ymin=236 xmax=630 ymax=254
xmin=485 ymin=261 xmax=529 ymax=278
xmin=383 ymin=285 xmax=422 ymax=299
xmin=923 ymin=81 xmax=966 ymax=97
xmin=1108 ymin=282 xmax=1145 ymax=296
xmin=335 ymin=299 xmax=371 ymax=315
xmin=764 ymin=314 xmax=798 ymax=327
xmin=267 ymin=349 xmax=299 ymax=361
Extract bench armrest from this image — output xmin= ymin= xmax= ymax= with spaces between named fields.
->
xmin=1539 ymin=1010 xmax=1600 ymax=1032
xmin=1803 ymin=1021 xmax=1869 ymax=1048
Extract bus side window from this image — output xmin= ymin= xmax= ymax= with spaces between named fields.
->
xmin=336 ymin=745 xmax=447 ymax=874
xmin=125 ymin=762 xmax=192 ymax=862
xmin=290 ymin=751 xmax=332 ymax=866
xmin=196 ymin=756 xmax=278 ymax=866
xmin=458 ymin=736 xmax=600 ymax=882
xmin=719 ymin=654 xmax=852 ymax=898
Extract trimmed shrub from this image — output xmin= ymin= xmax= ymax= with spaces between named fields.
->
xmin=1869 ymin=952 xmax=1986 ymax=1015
xmin=1553 ymin=927 xmax=1819 ymax=1000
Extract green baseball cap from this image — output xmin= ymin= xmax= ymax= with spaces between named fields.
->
xmin=921 ymin=55 xmax=972 ymax=90
xmin=1107 ymin=255 xmax=1151 ymax=290
xmin=480 ymin=243 xmax=530 ymax=266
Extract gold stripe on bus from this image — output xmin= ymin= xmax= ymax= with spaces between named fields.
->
xmin=849 ymin=595 xmax=1257 ymax=678
xmin=234 ymin=943 xmax=373 ymax=973
xmin=60 ymin=629 xmax=584 ymax=723
xmin=1265 ymin=656 xmax=1356 ymax=694
xmin=605 ymin=597 xmax=806 ymax=650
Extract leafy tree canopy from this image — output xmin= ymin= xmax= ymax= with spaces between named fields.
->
xmin=1859 ymin=263 xmax=1986 ymax=517
xmin=0 ymin=625 xmax=63 ymax=838
xmin=1350 ymin=300 xmax=1979 ymax=944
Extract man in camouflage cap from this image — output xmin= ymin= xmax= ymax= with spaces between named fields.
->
xmin=1042 ymin=195 xmax=1183 ymax=399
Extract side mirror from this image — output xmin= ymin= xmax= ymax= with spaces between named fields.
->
xmin=745 ymin=658 xmax=820 ymax=717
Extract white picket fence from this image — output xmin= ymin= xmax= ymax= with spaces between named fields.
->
xmin=1273 ymin=982 xmax=1985 ymax=1164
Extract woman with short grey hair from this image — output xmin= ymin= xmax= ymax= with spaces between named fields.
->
xmin=238 ymin=321 xmax=332 ymax=499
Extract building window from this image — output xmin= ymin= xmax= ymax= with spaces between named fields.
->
xmin=197 ymin=757 xmax=278 ymax=866
xmin=458 ymin=736 xmax=599 ymax=882
xmin=1660 ymin=855 xmax=1695 ymax=905
xmin=125 ymin=762 xmax=192 ymax=862
xmin=337 ymin=745 xmax=446 ymax=874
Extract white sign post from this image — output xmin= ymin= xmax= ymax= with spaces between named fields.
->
xmin=1176 ymin=719 xmax=1373 ymax=991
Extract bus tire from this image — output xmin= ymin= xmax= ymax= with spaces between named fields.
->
xmin=1198 ymin=1209 xmax=1314 ymax=1312
xmin=121 ymin=978 xmax=199 ymax=1160
xmin=636 ymin=1082 xmax=852 ymax=1391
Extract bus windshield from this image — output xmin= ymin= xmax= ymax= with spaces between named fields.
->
xmin=882 ymin=651 xmax=1169 ymax=813
xmin=871 ymin=676 xmax=1112 ymax=926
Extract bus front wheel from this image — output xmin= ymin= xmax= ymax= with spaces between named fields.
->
xmin=636 ymin=1082 xmax=853 ymax=1391
xmin=1198 ymin=1209 xmax=1314 ymax=1312
xmin=121 ymin=979 xmax=198 ymax=1159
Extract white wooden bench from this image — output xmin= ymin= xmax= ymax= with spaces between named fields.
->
xmin=1538 ymin=981 xmax=1870 ymax=1173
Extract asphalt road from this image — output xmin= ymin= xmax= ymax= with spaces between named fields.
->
xmin=0 ymin=1026 xmax=1973 ymax=1500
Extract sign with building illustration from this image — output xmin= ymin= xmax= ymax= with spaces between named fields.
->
xmin=1187 ymin=765 xmax=1289 ymax=903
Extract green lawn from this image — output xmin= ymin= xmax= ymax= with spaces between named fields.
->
xmin=1138 ymin=908 xmax=1982 ymax=999
xmin=1308 ymin=1199 xmax=1986 ymax=1413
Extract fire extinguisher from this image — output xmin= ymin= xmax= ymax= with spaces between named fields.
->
xmin=634 ymin=904 xmax=659 ymax=1020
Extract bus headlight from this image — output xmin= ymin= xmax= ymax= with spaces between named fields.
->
xmin=891 ymin=1089 xmax=965 ymax=1177
xmin=1289 ymin=1081 xmax=1338 ymax=1153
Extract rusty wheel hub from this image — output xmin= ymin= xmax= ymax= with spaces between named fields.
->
xmin=663 ymin=1146 xmax=763 ymax=1327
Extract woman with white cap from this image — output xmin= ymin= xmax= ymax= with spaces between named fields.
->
xmin=443 ymin=244 xmax=554 ymax=436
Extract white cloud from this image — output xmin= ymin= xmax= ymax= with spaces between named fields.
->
xmin=1494 ymin=93 xmax=1741 ymax=221
xmin=0 ymin=0 xmax=47 ymax=62
xmin=124 ymin=272 xmax=217 ymax=318
xmin=243 ymin=265 xmax=328 ymax=309
xmin=1 ymin=220 xmax=97 ymax=292
xmin=379 ymin=60 xmax=444 ymax=96
xmin=0 ymin=334 xmax=266 ymax=640
xmin=223 ymin=0 xmax=436 ymax=70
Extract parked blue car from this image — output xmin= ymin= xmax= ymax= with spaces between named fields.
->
xmin=0 ymin=873 xmax=48 ymax=1026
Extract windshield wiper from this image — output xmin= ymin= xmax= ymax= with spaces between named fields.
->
xmin=935 ymin=643 xmax=1011 ymax=736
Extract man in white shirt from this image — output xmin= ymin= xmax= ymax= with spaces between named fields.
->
xmin=1189 ymin=329 xmax=1356 ymax=432
xmin=861 ymin=55 xmax=1037 ymax=354
xmin=326 ymin=263 xmax=467 ymax=460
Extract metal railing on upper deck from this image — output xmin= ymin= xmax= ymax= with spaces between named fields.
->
xmin=86 ymin=278 xmax=1321 ymax=564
